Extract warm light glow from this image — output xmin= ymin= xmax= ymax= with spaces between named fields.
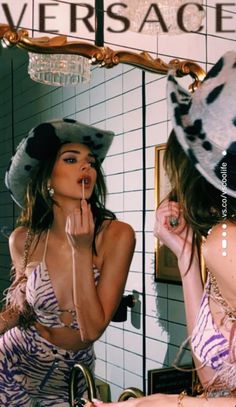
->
xmin=28 ymin=53 xmax=91 ymax=87
xmin=118 ymin=0 xmax=204 ymax=35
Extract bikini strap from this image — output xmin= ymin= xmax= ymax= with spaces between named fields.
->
xmin=42 ymin=229 xmax=50 ymax=262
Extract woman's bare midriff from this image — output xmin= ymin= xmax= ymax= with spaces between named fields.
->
xmin=35 ymin=321 xmax=91 ymax=351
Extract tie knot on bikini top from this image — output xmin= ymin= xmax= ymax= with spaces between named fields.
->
xmin=25 ymin=230 xmax=100 ymax=330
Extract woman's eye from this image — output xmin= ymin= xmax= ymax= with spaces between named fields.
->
xmin=63 ymin=156 xmax=97 ymax=167
xmin=64 ymin=157 xmax=77 ymax=163
xmin=90 ymin=161 xmax=97 ymax=168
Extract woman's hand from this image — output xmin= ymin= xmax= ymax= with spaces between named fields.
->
xmin=154 ymin=199 xmax=193 ymax=265
xmin=65 ymin=199 xmax=95 ymax=251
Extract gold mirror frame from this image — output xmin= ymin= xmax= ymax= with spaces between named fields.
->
xmin=0 ymin=24 xmax=206 ymax=88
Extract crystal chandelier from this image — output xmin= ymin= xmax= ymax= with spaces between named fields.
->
xmin=28 ymin=53 xmax=91 ymax=87
xmin=118 ymin=0 xmax=204 ymax=35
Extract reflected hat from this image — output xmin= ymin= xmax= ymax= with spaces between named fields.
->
xmin=5 ymin=118 xmax=114 ymax=207
xmin=167 ymin=51 xmax=236 ymax=197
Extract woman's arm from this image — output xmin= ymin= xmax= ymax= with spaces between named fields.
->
xmin=154 ymin=199 xmax=204 ymax=328
xmin=92 ymin=393 xmax=236 ymax=407
xmin=0 ymin=227 xmax=30 ymax=333
xmin=66 ymin=199 xmax=135 ymax=342
xmin=154 ymin=200 xmax=215 ymax=385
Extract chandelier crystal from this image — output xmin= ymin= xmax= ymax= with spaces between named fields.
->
xmin=119 ymin=0 xmax=204 ymax=35
xmin=28 ymin=53 xmax=91 ymax=86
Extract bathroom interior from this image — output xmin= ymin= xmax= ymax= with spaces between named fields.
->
xmin=0 ymin=0 xmax=235 ymax=403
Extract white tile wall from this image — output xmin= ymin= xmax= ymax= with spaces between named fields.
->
xmin=124 ymin=370 xmax=143 ymax=390
xmin=0 ymin=1 xmax=235 ymax=401
xmin=107 ymin=344 xmax=125 ymax=368
xmin=125 ymin=271 xmax=143 ymax=292
xmin=129 ymin=252 xmax=143 ymax=272
xmin=123 ymin=128 xmax=143 ymax=151
xmin=124 ymin=170 xmax=142 ymax=191
xmin=107 ymin=363 xmax=125 ymax=389
xmin=146 ymin=337 xmax=169 ymax=366
xmin=106 ymin=326 xmax=124 ymax=348
xmin=124 ymin=351 xmax=143 ymax=375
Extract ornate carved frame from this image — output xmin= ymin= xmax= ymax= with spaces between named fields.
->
xmin=0 ymin=24 xmax=206 ymax=88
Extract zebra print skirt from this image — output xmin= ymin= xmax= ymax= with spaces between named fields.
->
xmin=0 ymin=325 xmax=95 ymax=406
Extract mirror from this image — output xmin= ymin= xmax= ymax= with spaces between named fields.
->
xmin=0 ymin=18 xmax=206 ymax=401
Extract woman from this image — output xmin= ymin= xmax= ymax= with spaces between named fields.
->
xmin=0 ymin=118 xmax=135 ymax=406
xmin=93 ymin=51 xmax=236 ymax=406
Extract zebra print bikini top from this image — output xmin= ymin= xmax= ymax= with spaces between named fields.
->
xmin=25 ymin=230 xmax=100 ymax=329
xmin=191 ymin=274 xmax=230 ymax=371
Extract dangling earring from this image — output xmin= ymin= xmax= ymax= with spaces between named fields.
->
xmin=47 ymin=185 xmax=54 ymax=198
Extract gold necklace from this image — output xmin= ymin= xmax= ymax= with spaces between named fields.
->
xmin=208 ymin=271 xmax=236 ymax=321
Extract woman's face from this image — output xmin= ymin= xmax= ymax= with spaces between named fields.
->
xmin=50 ymin=142 xmax=97 ymax=203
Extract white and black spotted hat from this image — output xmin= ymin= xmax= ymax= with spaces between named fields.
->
xmin=167 ymin=50 xmax=236 ymax=197
xmin=5 ymin=118 xmax=114 ymax=207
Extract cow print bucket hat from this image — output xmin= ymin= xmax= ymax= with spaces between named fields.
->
xmin=167 ymin=50 xmax=236 ymax=197
xmin=5 ymin=118 xmax=114 ymax=207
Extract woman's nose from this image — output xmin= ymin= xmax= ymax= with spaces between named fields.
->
xmin=80 ymin=160 xmax=91 ymax=171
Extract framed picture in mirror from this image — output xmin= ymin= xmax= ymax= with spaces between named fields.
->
xmin=154 ymin=144 xmax=181 ymax=284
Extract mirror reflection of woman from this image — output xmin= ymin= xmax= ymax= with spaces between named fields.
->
xmin=94 ymin=52 xmax=236 ymax=406
xmin=0 ymin=119 xmax=135 ymax=406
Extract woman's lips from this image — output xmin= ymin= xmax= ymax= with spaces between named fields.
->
xmin=78 ymin=176 xmax=92 ymax=199
xmin=78 ymin=176 xmax=92 ymax=187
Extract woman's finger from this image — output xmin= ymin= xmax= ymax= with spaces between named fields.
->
xmin=159 ymin=199 xmax=180 ymax=210
xmin=157 ymin=201 xmax=180 ymax=215
xmin=156 ymin=209 xmax=182 ymax=230
xmin=88 ymin=204 xmax=94 ymax=231
xmin=73 ymin=207 xmax=82 ymax=232
xmin=81 ymin=199 xmax=90 ymax=231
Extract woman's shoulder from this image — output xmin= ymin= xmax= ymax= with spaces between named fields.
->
xmin=204 ymin=220 xmax=236 ymax=278
xmin=100 ymin=220 xmax=135 ymax=252
xmin=205 ymin=220 xmax=236 ymax=253
xmin=104 ymin=219 xmax=135 ymax=239
xmin=100 ymin=220 xmax=136 ymax=259
xmin=207 ymin=220 xmax=236 ymax=242
xmin=9 ymin=226 xmax=28 ymax=253
xmin=205 ymin=220 xmax=236 ymax=308
xmin=8 ymin=227 xmax=29 ymax=270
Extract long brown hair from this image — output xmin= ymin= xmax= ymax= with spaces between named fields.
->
xmin=164 ymin=130 xmax=236 ymax=267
